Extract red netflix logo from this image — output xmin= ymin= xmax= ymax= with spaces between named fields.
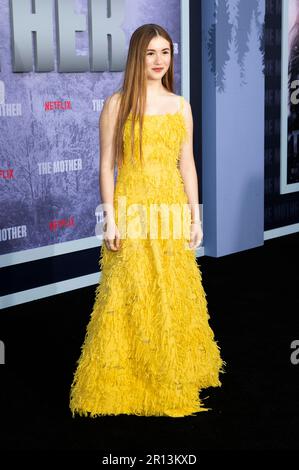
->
xmin=44 ymin=101 xmax=72 ymax=111
xmin=0 ymin=169 xmax=14 ymax=179
xmin=49 ymin=216 xmax=75 ymax=231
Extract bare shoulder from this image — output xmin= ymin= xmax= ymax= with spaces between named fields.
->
xmin=180 ymin=96 xmax=191 ymax=112
xmin=178 ymin=96 xmax=192 ymax=124
xmin=164 ymin=92 xmax=192 ymax=116
xmin=106 ymin=91 xmax=122 ymax=107
xmin=101 ymin=92 xmax=122 ymax=119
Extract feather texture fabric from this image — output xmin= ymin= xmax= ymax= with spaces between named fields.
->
xmin=69 ymin=96 xmax=226 ymax=418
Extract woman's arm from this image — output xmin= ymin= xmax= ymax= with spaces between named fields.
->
xmin=99 ymin=93 xmax=121 ymax=251
xmin=179 ymin=98 xmax=201 ymax=224
xmin=99 ymin=93 xmax=120 ymax=221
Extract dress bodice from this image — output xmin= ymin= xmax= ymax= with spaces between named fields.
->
xmin=122 ymin=95 xmax=188 ymax=172
xmin=114 ymin=96 xmax=189 ymax=207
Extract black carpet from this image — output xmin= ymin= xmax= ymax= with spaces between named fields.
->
xmin=0 ymin=233 xmax=298 ymax=459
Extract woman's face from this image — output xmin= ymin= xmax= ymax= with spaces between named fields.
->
xmin=145 ymin=35 xmax=172 ymax=81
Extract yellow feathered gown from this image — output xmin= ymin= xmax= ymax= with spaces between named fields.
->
xmin=69 ymin=96 xmax=225 ymax=417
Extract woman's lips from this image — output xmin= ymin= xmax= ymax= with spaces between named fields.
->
xmin=152 ymin=68 xmax=163 ymax=72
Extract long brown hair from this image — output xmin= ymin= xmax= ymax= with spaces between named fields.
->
xmin=113 ymin=24 xmax=175 ymax=169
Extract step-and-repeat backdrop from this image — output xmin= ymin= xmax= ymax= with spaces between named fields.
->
xmin=0 ymin=0 xmax=183 ymax=263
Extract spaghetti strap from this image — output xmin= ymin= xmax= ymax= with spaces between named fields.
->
xmin=179 ymin=95 xmax=184 ymax=114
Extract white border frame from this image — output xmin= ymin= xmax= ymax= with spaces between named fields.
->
xmin=181 ymin=0 xmax=190 ymax=101
xmin=280 ymin=0 xmax=299 ymax=193
xmin=0 ymin=235 xmax=101 ymax=268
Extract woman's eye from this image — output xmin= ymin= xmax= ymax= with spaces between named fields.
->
xmin=147 ymin=51 xmax=169 ymax=56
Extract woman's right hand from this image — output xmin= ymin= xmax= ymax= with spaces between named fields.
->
xmin=103 ymin=218 xmax=121 ymax=251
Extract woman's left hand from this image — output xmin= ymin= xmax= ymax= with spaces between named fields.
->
xmin=189 ymin=222 xmax=203 ymax=249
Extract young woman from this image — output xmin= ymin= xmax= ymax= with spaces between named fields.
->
xmin=69 ymin=24 xmax=225 ymax=418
